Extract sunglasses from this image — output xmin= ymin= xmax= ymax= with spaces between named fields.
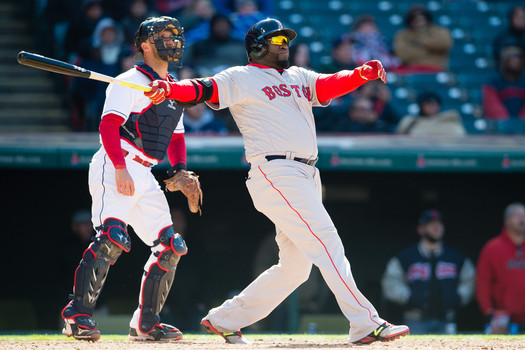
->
xmin=268 ymin=35 xmax=289 ymax=46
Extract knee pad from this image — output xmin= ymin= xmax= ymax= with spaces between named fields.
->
xmin=153 ymin=225 xmax=188 ymax=259
xmin=96 ymin=217 xmax=131 ymax=257
xmin=72 ymin=218 xmax=130 ymax=312
xmin=139 ymin=226 xmax=187 ymax=333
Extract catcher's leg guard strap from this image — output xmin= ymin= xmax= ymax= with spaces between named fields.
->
xmin=72 ymin=218 xmax=130 ymax=314
xmin=139 ymin=226 xmax=187 ymax=333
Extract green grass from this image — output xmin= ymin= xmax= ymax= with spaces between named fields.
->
xmin=0 ymin=333 xmax=524 ymax=341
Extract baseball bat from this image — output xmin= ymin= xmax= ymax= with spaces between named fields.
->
xmin=16 ymin=51 xmax=152 ymax=92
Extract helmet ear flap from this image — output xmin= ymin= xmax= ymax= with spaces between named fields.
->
xmin=250 ymin=42 xmax=268 ymax=59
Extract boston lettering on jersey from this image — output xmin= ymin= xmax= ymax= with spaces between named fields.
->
xmin=261 ymin=84 xmax=311 ymax=101
xmin=120 ymin=64 xmax=183 ymax=161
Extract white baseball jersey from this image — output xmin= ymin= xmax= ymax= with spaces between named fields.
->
xmin=92 ymin=65 xmax=183 ymax=244
xmin=101 ymin=67 xmax=185 ymax=165
xmin=204 ymin=64 xmax=386 ymax=342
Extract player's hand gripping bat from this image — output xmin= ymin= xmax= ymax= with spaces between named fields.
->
xmin=17 ymin=51 xmax=152 ymax=92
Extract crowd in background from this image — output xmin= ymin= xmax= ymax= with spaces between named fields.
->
xmin=36 ymin=1 xmax=525 ymax=134
xmin=21 ymin=1 xmax=525 ymax=335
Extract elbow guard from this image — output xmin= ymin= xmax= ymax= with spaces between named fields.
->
xmin=174 ymin=78 xmax=214 ymax=108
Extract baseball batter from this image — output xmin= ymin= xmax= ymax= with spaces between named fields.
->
xmin=145 ymin=18 xmax=410 ymax=345
xmin=61 ymin=16 xmax=202 ymax=342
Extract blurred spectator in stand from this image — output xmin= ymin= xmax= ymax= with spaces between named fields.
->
xmin=482 ymin=46 xmax=525 ymax=134
xmin=177 ymin=63 xmax=236 ymax=132
xmin=289 ymin=41 xmax=312 ymax=69
xmin=381 ymin=209 xmax=476 ymax=334
xmin=319 ymin=34 xmax=357 ymax=73
xmin=119 ymin=44 xmax=139 ymax=72
xmin=228 ymin=0 xmax=267 ymax=42
xmin=214 ymin=0 xmax=274 ymax=17
xmin=153 ymin=0 xmax=192 ymax=17
xmin=183 ymin=102 xmax=229 ymax=134
xmin=104 ymin=0 xmax=129 ymax=21
xmin=71 ymin=209 xmax=96 ymax=254
xmin=476 ymin=203 xmax=525 ymax=334
xmin=318 ymin=81 xmax=400 ymax=133
xmin=43 ymin=0 xmax=79 ymax=60
xmin=120 ymin=0 xmax=158 ymax=45
xmin=349 ymin=14 xmax=401 ymax=71
xmin=396 ymin=91 xmax=466 ymax=135
xmin=493 ymin=5 xmax=525 ymax=67
xmin=176 ymin=64 xmax=199 ymax=80
xmin=315 ymin=35 xmax=358 ymax=131
xmin=335 ymin=96 xmax=398 ymax=133
xmin=185 ymin=14 xmax=246 ymax=76
xmin=59 ymin=209 xmax=96 ymax=290
xmin=349 ymin=80 xmax=400 ymax=129
xmin=70 ymin=17 xmax=124 ymax=131
xmin=64 ymin=0 xmax=105 ymax=62
xmin=179 ymin=0 xmax=216 ymax=46
xmin=393 ymin=4 xmax=453 ymax=73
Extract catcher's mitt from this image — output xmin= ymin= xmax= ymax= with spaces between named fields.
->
xmin=164 ymin=170 xmax=203 ymax=214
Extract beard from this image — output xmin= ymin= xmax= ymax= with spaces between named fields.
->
xmin=277 ymin=58 xmax=290 ymax=69
xmin=265 ymin=50 xmax=289 ymax=69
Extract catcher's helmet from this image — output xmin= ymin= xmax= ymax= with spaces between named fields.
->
xmin=135 ymin=16 xmax=185 ymax=64
xmin=244 ymin=18 xmax=297 ymax=60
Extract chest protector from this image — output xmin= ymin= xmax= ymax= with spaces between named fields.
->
xmin=120 ymin=64 xmax=183 ymax=161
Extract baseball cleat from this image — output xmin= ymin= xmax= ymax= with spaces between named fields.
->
xmin=61 ymin=303 xmax=100 ymax=341
xmin=352 ymin=322 xmax=409 ymax=345
xmin=128 ymin=323 xmax=183 ymax=341
xmin=201 ymin=318 xmax=250 ymax=344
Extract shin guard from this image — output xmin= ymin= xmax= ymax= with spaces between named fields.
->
xmin=69 ymin=218 xmax=131 ymax=315
xmin=138 ymin=226 xmax=187 ymax=333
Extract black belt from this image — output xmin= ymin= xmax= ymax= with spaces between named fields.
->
xmin=265 ymin=155 xmax=318 ymax=166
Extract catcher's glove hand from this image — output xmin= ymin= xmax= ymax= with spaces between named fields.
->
xmin=164 ymin=169 xmax=203 ymax=214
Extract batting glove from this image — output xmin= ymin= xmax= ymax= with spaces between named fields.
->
xmin=145 ymin=80 xmax=171 ymax=104
xmin=357 ymin=60 xmax=387 ymax=83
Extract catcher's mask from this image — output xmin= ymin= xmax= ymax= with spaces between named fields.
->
xmin=135 ymin=16 xmax=185 ymax=66
xmin=244 ymin=18 xmax=297 ymax=61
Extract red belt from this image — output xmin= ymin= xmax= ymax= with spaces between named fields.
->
xmin=122 ymin=150 xmax=153 ymax=167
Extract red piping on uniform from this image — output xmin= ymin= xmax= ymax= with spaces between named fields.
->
xmin=158 ymin=225 xmax=172 ymax=248
xmin=104 ymin=228 xmax=130 ymax=252
xmin=135 ymin=120 xmax=143 ymax=140
xmin=136 ymin=65 xmax=154 ymax=80
xmin=156 ymin=254 xmax=169 ymax=271
xmin=72 ymin=245 xmax=96 ymax=300
xmin=87 ymin=246 xmax=96 ymax=259
xmin=257 ymin=165 xmax=379 ymax=326
xmin=138 ymin=261 xmax=167 ymax=334
xmin=248 ymin=63 xmax=285 ymax=72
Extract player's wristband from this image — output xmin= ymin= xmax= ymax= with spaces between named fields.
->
xmin=167 ymin=162 xmax=187 ymax=177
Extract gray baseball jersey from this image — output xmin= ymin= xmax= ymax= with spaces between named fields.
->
xmin=207 ymin=64 xmax=328 ymax=162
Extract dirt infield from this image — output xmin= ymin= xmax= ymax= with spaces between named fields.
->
xmin=2 ymin=335 xmax=525 ymax=350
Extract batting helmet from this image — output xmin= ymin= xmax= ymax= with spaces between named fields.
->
xmin=244 ymin=18 xmax=297 ymax=60
xmin=135 ymin=16 xmax=185 ymax=64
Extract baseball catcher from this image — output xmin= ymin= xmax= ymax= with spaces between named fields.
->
xmin=164 ymin=169 xmax=203 ymax=214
